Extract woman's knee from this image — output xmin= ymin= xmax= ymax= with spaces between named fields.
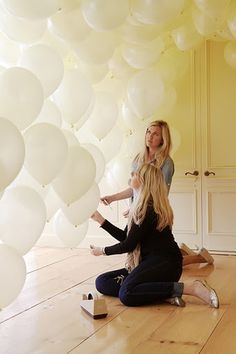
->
xmin=95 ymin=274 xmax=106 ymax=293
xmin=119 ymin=286 xmax=134 ymax=307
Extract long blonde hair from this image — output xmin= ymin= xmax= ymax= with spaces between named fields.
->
xmin=128 ymin=163 xmax=174 ymax=231
xmin=134 ymin=120 xmax=172 ymax=169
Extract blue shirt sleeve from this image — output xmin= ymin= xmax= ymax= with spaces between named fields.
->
xmin=161 ymin=157 xmax=175 ymax=192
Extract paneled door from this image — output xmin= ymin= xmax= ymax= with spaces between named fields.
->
xmin=170 ymin=41 xmax=236 ymax=253
xmin=201 ymin=41 xmax=236 ymax=252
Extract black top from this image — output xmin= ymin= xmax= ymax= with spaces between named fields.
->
xmin=101 ymin=207 xmax=182 ymax=261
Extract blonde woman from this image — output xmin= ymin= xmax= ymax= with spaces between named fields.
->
xmin=91 ymin=164 xmax=219 ymax=308
xmin=101 ymin=120 xmax=174 ymax=203
xmin=101 ymin=120 xmax=214 ymax=266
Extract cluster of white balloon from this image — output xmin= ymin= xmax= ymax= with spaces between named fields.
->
xmin=0 ymin=0 xmax=236 ymax=307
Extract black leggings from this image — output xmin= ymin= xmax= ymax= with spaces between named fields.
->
xmin=95 ymin=255 xmax=183 ymax=306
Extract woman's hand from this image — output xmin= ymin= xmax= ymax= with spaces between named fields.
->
xmin=90 ymin=210 xmax=105 ymax=225
xmin=100 ymin=195 xmax=114 ymax=205
xmin=123 ymin=209 xmax=130 ymax=218
xmin=90 ymin=244 xmax=104 ymax=256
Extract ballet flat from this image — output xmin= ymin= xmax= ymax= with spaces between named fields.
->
xmin=165 ymin=296 xmax=186 ymax=307
xmin=180 ymin=243 xmax=198 ymax=256
xmin=199 ymin=248 xmax=214 ymax=264
xmin=195 ymin=279 xmax=219 ymax=308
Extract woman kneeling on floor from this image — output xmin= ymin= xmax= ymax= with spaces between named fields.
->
xmin=90 ymin=163 xmax=219 ymax=309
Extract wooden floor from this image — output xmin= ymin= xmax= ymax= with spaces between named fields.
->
xmin=1 ymin=247 xmax=236 ymax=354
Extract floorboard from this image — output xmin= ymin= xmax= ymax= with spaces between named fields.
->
xmin=0 ymin=247 xmax=235 ymax=354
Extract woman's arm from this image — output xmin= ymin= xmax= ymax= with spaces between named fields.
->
xmin=161 ymin=157 xmax=175 ymax=193
xmin=91 ymin=211 xmax=105 ymax=225
xmin=100 ymin=188 xmax=133 ymax=205
xmin=101 ymin=220 xmax=127 ymax=242
xmin=104 ymin=210 xmax=156 ymax=255
xmin=91 ymin=211 xmax=127 ymax=242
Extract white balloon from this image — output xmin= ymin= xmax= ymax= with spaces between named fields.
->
xmin=216 ymin=24 xmax=235 ymax=41
xmin=170 ymin=126 xmax=181 ymax=156
xmin=75 ymin=122 xmax=98 ymax=145
xmin=122 ymin=126 xmax=146 ymax=160
xmin=59 ymin=0 xmax=80 ymax=12
xmin=0 ymin=243 xmax=26 ymax=308
xmin=44 ymin=187 xmax=64 ymax=221
xmin=0 ymin=32 xmax=21 ymax=67
xmin=62 ymin=129 xmax=80 ymax=147
xmin=94 ymin=75 xmax=126 ymax=102
xmin=24 ymin=123 xmax=68 ymax=186
xmin=2 ymin=0 xmax=61 ymax=20
xmin=156 ymin=85 xmax=177 ymax=116
xmin=63 ymin=50 xmax=80 ymax=70
xmin=194 ymin=0 xmax=230 ymax=19
xmin=78 ymin=61 xmax=108 ymax=84
xmin=49 ymin=7 xmax=91 ymax=42
xmin=97 ymin=124 xmax=123 ymax=162
xmin=9 ymin=166 xmax=50 ymax=200
xmin=75 ymin=31 xmax=115 ymax=65
xmin=110 ymin=156 xmax=132 ymax=189
xmin=81 ymin=143 xmax=105 ymax=182
xmin=88 ymin=91 xmax=118 ymax=140
xmin=192 ymin=6 xmax=222 ymax=36
xmin=36 ymin=99 xmax=62 ymax=128
xmin=53 ymin=210 xmax=88 ymax=248
xmin=224 ymin=41 xmax=236 ymax=68
xmin=155 ymin=46 xmax=189 ymax=83
xmin=81 ymin=0 xmax=129 ymax=31
xmin=132 ymin=0 xmax=185 ymax=25
xmin=40 ymin=29 xmax=71 ymax=59
xmin=122 ymin=37 xmax=164 ymax=69
xmin=52 ymin=145 xmax=96 ymax=205
xmin=0 ymin=65 xmax=5 ymax=74
xmin=121 ymin=100 xmax=142 ymax=131
xmin=19 ymin=44 xmax=64 ymax=97
xmin=0 ymin=67 xmax=44 ymax=130
xmin=172 ymin=22 xmax=203 ymax=51
xmin=53 ymin=68 xmax=94 ymax=125
xmin=127 ymin=69 xmax=165 ymax=119
xmin=118 ymin=21 xmax=161 ymax=44
xmin=62 ymin=183 xmax=100 ymax=225
xmin=0 ymin=117 xmax=25 ymax=192
xmin=109 ymin=47 xmax=136 ymax=80
xmin=0 ymin=7 xmax=47 ymax=44
xmin=0 ymin=186 xmax=46 ymax=255
xmin=227 ymin=2 xmax=236 ymax=39
xmin=74 ymin=95 xmax=95 ymax=130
